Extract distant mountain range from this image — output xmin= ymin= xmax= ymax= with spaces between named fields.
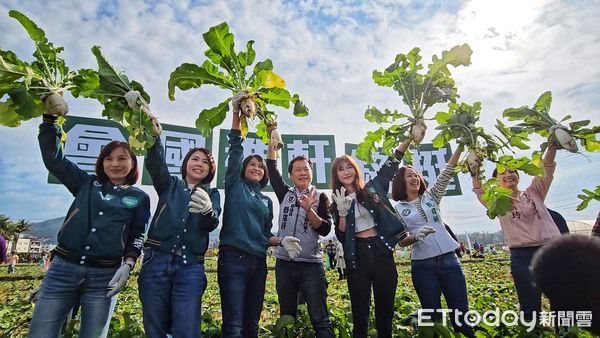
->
xmin=27 ymin=217 xmax=221 ymax=245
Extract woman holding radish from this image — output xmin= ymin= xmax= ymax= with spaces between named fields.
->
xmin=330 ymin=139 xmax=409 ymax=338
xmin=471 ymin=141 xmax=559 ymax=320
xmin=137 ymin=111 xmax=221 ymax=338
xmin=218 ymin=92 xmax=296 ymax=338
xmin=392 ymin=143 xmax=475 ymax=337
xmin=29 ymin=108 xmax=150 ymax=338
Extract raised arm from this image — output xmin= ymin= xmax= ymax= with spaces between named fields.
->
xmin=38 ymin=115 xmax=88 ymax=195
xmin=145 ymin=136 xmax=174 ymax=195
xmin=532 ymin=142 xmax=557 ymax=200
xmin=225 ymin=111 xmax=244 ymax=189
xmin=371 ymin=138 xmax=410 ymax=190
xmin=429 ymin=144 xmax=462 ymax=205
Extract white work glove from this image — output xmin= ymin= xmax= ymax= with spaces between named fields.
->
xmin=414 ymin=226 xmax=436 ymax=242
xmin=231 ymin=90 xmax=248 ymax=115
xmin=267 ymin=122 xmax=283 ymax=150
xmin=189 ymin=188 xmax=212 ymax=215
xmin=124 ymin=90 xmax=162 ymax=136
xmin=280 ymin=236 xmax=302 ymax=259
xmin=106 ymin=263 xmax=132 ymax=297
xmin=331 ymin=187 xmax=352 ymax=217
xmin=124 ymin=90 xmax=143 ymax=110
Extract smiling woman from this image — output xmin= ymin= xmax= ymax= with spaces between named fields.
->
xmin=29 ymin=113 xmax=150 ymax=338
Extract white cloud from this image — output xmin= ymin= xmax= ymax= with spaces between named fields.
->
xmin=0 ymin=0 xmax=598 ymax=233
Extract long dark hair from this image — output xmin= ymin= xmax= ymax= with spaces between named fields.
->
xmin=180 ymin=148 xmax=216 ymax=184
xmin=241 ymin=154 xmax=269 ymax=188
xmin=330 ymin=155 xmax=365 ymax=194
xmin=330 ymin=155 xmax=383 ymax=214
xmin=95 ymin=141 xmax=138 ymax=185
xmin=392 ymin=165 xmax=427 ymax=201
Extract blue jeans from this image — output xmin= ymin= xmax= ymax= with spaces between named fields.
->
xmin=411 ymin=252 xmax=474 ymax=338
xmin=346 ymin=237 xmax=397 ymax=338
xmin=275 ymin=259 xmax=334 ymax=338
xmin=28 ymin=256 xmax=117 ymax=338
xmin=138 ymin=248 xmax=207 ymax=338
xmin=218 ymin=246 xmax=267 ymax=338
xmin=509 ymin=246 xmax=542 ymax=319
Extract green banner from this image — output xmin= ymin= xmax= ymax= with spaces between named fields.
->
xmin=344 ymin=143 xmax=462 ymax=196
xmin=48 ymin=116 xmax=211 ymax=185
xmin=216 ymin=130 xmax=336 ymax=190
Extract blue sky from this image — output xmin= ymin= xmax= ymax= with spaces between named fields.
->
xmin=0 ymin=0 xmax=598 ymax=233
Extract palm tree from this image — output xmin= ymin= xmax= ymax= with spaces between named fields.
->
xmin=0 ymin=214 xmax=10 ymax=234
xmin=8 ymin=219 xmax=32 ymax=253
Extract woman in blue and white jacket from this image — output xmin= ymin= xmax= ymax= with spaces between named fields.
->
xmin=392 ymin=144 xmax=474 ymax=337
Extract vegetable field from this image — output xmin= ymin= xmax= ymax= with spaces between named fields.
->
xmin=0 ymin=253 xmax=591 ymax=337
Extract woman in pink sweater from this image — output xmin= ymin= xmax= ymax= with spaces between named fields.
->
xmin=471 ymin=142 xmax=559 ymax=319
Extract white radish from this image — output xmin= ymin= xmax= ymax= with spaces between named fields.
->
xmin=467 ymin=148 xmax=482 ymax=177
xmin=410 ymin=119 xmax=427 ymax=145
xmin=124 ymin=90 xmax=142 ymax=110
xmin=45 ymin=93 xmax=69 ymax=116
xmin=270 ymin=128 xmax=283 ymax=150
xmin=553 ymin=127 xmax=578 ymax=153
xmin=240 ymin=97 xmax=256 ymax=118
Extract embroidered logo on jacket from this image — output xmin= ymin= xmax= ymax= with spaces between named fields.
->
xmin=121 ymin=196 xmax=139 ymax=208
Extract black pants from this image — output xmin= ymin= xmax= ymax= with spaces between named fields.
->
xmin=327 ymin=253 xmax=336 ymax=269
xmin=346 ymin=237 xmax=398 ymax=338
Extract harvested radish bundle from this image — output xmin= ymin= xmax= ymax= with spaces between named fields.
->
xmin=168 ymin=22 xmax=308 ymax=143
xmin=0 ymin=10 xmax=97 ymax=128
xmin=85 ymin=46 xmax=156 ymax=154
xmin=356 ymin=44 xmax=472 ymax=163
xmin=432 ymin=101 xmax=502 ymax=178
xmin=499 ymin=91 xmax=600 ymax=154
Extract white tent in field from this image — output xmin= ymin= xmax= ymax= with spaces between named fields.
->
xmin=566 ymin=220 xmax=595 ymax=235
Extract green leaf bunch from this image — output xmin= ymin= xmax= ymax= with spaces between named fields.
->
xmin=168 ymin=22 xmax=308 ymax=143
xmin=0 ymin=10 xmax=97 ymax=127
xmin=85 ymin=46 xmax=155 ymax=155
xmin=576 ymin=185 xmax=600 ymax=211
xmin=498 ymin=91 xmax=600 ymax=153
xmin=479 ymin=178 xmax=514 ymax=219
xmin=356 ymin=44 xmax=472 ymax=163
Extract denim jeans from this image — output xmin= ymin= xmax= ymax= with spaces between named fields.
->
xmin=411 ymin=252 xmax=475 ymax=338
xmin=218 ymin=246 xmax=267 ymax=338
xmin=138 ymin=248 xmax=207 ymax=338
xmin=275 ymin=259 xmax=334 ymax=338
xmin=346 ymin=237 xmax=397 ymax=338
xmin=28 ymin=256 xmax=118 ymax=338
xmin=509 ymin=246 xmax=542 ymax=319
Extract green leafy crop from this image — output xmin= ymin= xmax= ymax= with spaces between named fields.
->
xmin=479 ymin=178 xmax=514 ymax=219
xmin=85 ymin=46 xmax=155 ymax=155
xmin=0 ymin=10 xmax=97 ymax=128
xmin=499 ymin=91 xmax=600 ymax=154
xmin=576 ymin=186 xmax=600 ymax=211
xmin=168 ymin=22 xmax=308 ymax=143
xmin=356 ymin=44 xmax=472 ymax=163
